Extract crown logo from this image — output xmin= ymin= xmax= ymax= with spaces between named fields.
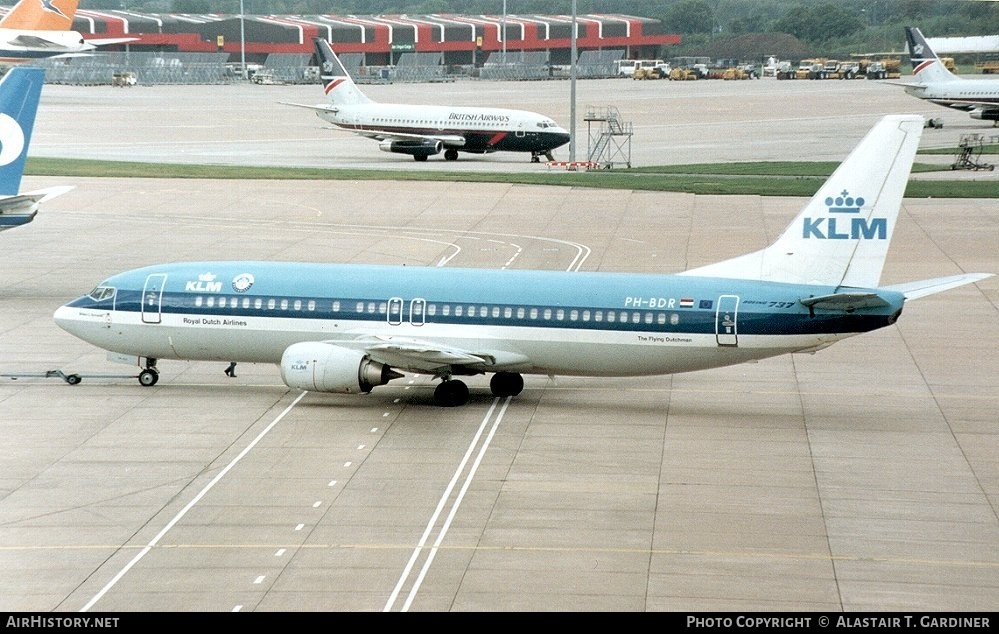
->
xmin=198 ymin=273 xmax=217 ymax=282
xmin=825 ymin=190 xmax=864 ymax=214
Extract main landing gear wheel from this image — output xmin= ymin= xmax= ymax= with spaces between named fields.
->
xmin=444 ymin=148 xmax=459 ymax=161
xmin=490 ymin=372 xmax=524 ymax=397
xmin=434 ymin=379 xmax=469 ymax=407
xmin=138 ymin=368 xmax=159 ymax=387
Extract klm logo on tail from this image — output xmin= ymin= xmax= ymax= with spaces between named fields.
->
xmin=803 ymin=190 xmax=887 ymax=240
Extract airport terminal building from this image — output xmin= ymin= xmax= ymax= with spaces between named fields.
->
xmin=23 ymin=8 xmax=680 ymax=84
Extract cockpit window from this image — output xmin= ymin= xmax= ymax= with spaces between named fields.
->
xmin=88 ymin=286 xmax=116 ymax=301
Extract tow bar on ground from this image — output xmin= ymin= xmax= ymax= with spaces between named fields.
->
xmin=2 ymin=370 xmax=138 ymax=385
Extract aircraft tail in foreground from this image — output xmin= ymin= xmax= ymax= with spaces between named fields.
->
xmin=0 ymin=66 xmax=72 ymax=231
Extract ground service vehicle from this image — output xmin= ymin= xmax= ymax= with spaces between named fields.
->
xmin=633 ymin=61 xmax=671 ymax=79
xmin=796 ymin=59 xmax=824 ymax=79
xmin=974 ymin=58 xmax=999 ymax=74
xmin=617 ymin=59 xmax=667 ymax=78
xmin=669 ymin=66 xmax=699 ymax=80
xmin=775 ymin=61 xmax=797 ymax=79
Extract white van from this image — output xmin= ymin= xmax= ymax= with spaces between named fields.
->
xmin=614 ymin=59 xmax=667 ymax=77
xmin=613 ymin=60 xmax=639 ymax=76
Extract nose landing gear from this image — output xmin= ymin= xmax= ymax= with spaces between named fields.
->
xmin=138 ymin=358 xmax=159 ymax=386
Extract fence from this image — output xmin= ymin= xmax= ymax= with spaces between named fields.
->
xmin=40 ymin=52 xmax=234 ymax=85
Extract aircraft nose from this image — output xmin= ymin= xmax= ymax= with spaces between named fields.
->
xmin=53 ymin=305 xmax=78 ymax=334
xmin=53 ymin=303 xmax=103 ymax=340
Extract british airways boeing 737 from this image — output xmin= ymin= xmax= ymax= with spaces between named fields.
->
xmin=0 ymin=65 xmax=72 ymax=231
xmin=285 ymin=38 xmax=570 ymax=162
xmin=53 ymin=115 xmax=992 ymax=406
xmin=892 ymin=27 xmax=999 ymax=124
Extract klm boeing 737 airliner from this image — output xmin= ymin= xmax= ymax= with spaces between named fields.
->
xmin=53 ymin=115 xmax=992 ymax=406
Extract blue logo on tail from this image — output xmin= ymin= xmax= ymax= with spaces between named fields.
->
xmin=41 ymin=1 xmax=69 ymax=19
xmin=803 ymin=190 xmax=887 ymax=240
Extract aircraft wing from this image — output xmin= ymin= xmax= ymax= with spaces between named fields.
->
xmin=354 ymin=129 xmax=467 ymax=147
xmin=339 ymin=335 xmax=529 ymax=374
xmin=883 ymin=273 xmax=994 ymax=301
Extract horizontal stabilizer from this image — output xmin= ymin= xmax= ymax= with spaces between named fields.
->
xmin=0 ymin=186 xmax=70 ymax=211
xmin=883 ymin=273 xmax=993 ymax=300
xmin=281 ymin=101 xmax=339 ymax=115
xmin=799 ymin=292 xmax=890 ymax=311
xmin=86 ymin=37 xmax=139 ymax=47
xmin=21 ymin=186 xmax=74 ymax=203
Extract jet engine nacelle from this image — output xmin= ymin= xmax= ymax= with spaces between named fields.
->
xmin=970 ymin=108 xmax=999 ymax=121
xmin=280 ymin=342 xmax=402 ymax=393
xmin=378 ymin=138 xmax=443 ymax=157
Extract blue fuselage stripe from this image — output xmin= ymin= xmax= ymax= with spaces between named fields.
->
xmin=66 ymin=262 xmax=905 ymax=337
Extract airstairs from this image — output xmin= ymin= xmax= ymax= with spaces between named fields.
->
xmin=951 ymin=134 xmax=995 ymax=171
xmin=584 ymin=106 xmax=632 ymax=168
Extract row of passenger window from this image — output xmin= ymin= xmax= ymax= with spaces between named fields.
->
xmin=189 ymin=296 xmax=683 ymax=326
xmin=371 ymin=117 xmax=508 ymax=127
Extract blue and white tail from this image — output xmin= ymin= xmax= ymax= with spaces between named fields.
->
xmin=0 ymin=66 xmax=45 ymax=196
xmin=0 ymin=66 xmax=72 ymax=231
xmin=905 ymin=26 xmax=958 ymax=84
xmin=313 ymin=37 xmax=372 ymax=106
xmin=681 ymin=115 xmax=924 ymax=288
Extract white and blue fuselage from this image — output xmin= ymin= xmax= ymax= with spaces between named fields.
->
xmin=51 ymin=115 xmax=991 ymax=406
xmin=55 ymin=261 xmax=905 ymax=377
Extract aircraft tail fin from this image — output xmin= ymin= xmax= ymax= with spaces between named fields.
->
xmin=681 ymin=115 xmax=924 ymax=289
xmin=313 ymin=37 xmax=372 ymax=106
xmin=0 ymin=0 xmax=78 ymax=30
xmin=905 ymin=26 xmax=958 ymax=84
xmin=0 ymin=66 xmax=45 ymax=197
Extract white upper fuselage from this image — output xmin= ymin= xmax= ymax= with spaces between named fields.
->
xmin=53 ymin=262 xmax=905 ymax=378
xmin=901 ymin=77 xmax=999 ymax=112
